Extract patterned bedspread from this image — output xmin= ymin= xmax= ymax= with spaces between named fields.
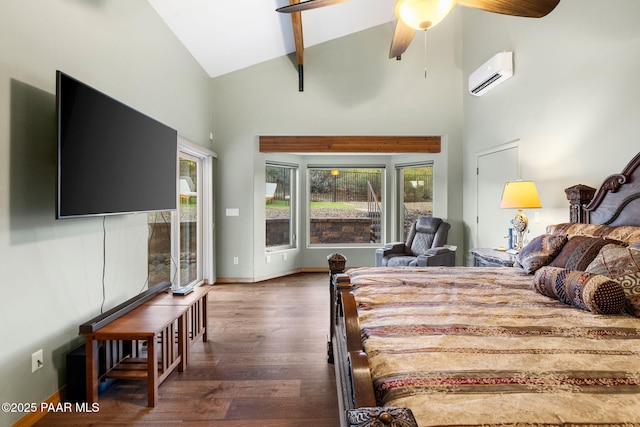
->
xmin=348 ymin=266 xmax=640 ymax=426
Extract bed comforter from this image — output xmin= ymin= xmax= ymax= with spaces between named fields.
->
xmin=348 ymin=266 xmax=640 ymax=426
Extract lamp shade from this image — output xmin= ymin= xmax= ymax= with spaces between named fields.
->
xmin=395 ymin=0 xmax=456 ymax=30
xmin=500 ymin=181 xmax=542 ymax=209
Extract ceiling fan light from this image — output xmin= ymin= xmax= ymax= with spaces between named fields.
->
xmin=395 ymin=0 xmax=456 ymax=30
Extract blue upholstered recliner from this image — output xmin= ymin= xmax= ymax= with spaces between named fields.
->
xmin=375 ymin=216 xmax=455 ymax=267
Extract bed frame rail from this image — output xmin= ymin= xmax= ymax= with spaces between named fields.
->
xmin=328 ymin=253 xmax=418 ymax=427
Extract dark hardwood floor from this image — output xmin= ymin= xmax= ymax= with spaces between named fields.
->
xmin=35 ymin=272 xmax=340 ymax=426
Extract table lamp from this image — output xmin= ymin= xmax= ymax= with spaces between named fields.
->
xmin=500 ymin=180 xmax=542 ymax=251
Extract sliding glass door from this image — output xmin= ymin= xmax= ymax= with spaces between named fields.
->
xmin=178 ymin=153 xmax=202 ymax=286
xmin=148 ymin=140 xmax=214 ymax=288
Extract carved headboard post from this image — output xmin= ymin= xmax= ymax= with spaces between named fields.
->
xmin=565 ymin=184 xmax=596 ymax=223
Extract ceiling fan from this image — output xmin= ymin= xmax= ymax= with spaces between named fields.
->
xmin=277 ymin=0 xmax=560 ymax=90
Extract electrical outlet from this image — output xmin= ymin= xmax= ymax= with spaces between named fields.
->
xmin=266 ymin=255 xmax=271 ymax=263
xmin=32 ymin=349 xmax=43 ymax=373
xmin=233 ymin=257 xmax=239 ymax=265
xmin=283 ymin=252 xmax=287 ymax=261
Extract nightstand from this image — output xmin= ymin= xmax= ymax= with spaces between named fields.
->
xmin=470 ymin=248 xmax=516 ymax=267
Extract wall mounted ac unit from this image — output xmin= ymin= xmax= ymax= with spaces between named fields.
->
xmin=469 ymin=51 xmax=513 ymax=96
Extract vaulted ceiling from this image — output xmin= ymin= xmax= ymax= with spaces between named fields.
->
xmin=148 ymin=0 xmax=398 ymax=78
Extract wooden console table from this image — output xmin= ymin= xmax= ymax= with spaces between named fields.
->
xmin=81 ymin=285 xmax=210 ymax=407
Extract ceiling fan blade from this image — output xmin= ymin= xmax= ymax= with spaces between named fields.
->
xmin=457 ymin=0 xmax=560 ymax=18
xmin=389 ymin=20 xmax=416 ymax=59
xmin=276 ymin=0 xmax=351 ymax=13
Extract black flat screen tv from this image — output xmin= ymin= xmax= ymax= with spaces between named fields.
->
xmin=56 ymin=71 xmax=177 ymax=219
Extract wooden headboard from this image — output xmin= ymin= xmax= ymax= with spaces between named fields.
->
xmin=566 ymin=151 xmax=640 ymax=226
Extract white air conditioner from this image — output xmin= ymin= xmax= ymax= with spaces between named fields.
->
xmin=468 ymin=51 xmax=513 ymax=96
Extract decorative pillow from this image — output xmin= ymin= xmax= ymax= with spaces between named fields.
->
xmin=586 ymin=244 xmax=640 ymax=316
xmin=515 ymin=234 xmax=568 ymax=274
xmin=548 ymin=236 xmax=621 ymax=271
xmin=533 ymin=266 xmax=626 ymax=314
xmin=616 ymin=273 xmax=640 ymax=317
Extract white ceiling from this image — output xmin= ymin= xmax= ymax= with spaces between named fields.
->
xmin=148 ymin=0 xmax=398 ymax=78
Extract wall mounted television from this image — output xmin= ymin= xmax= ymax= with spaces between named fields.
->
xmin=56 ymin=71 xmax=177 ymax=219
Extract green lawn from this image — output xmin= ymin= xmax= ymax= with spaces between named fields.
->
xmin=266 ymin=200 xmax=289 ymax=208
xmin=310 ymin=201 xmax=357 ymax=209
xmin=266 ymin=200 xmax=357 ymax=209
xmin=180 ymin=197 xmax=197 ymax=206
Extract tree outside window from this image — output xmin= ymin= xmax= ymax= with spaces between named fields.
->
xmin=399 ymin=164 xmax=434 ymax=239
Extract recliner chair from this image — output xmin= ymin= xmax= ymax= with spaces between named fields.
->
xmin=375 ymin=216 xmax=455 ymax=267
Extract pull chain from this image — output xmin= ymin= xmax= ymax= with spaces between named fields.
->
xmin=423 ymin=30 xmax=428 ymax=78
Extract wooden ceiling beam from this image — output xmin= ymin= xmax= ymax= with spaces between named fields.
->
xmin=259 ymin=136 xmax=441 ymax=153
xmin=290 ymin=1 xmax=304 ymax=91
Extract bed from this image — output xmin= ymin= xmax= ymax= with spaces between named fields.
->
xmin=328 ymin=151 xmax=640 ymax=427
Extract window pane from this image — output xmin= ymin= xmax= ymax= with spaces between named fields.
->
xmin=266 ymin=165 xmax=293 ymax=248
xmin=148 ymin=211 xmax=173 ymax=287
xmin=180 ymin=157 xmax=200 ymax=286
xmin=400 ymin=165 xmax=433 ymax=239
xmin=309 ymin=168 xmax=383 ymax=244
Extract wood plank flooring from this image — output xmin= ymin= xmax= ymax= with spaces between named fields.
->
xmin=35 ymin=273 xmax=340 ymax=426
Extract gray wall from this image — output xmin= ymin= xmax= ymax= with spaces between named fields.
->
xmin=211 ymin=12 xmax=464 ymax=281
xmin=461 ymin=0 xmax=640 ymax=262
xmin=0 ymin=1 xmax=212 ymax=425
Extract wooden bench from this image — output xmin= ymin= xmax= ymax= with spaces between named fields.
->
xmin=80 ymin=285 xmax=210 ymax=407
xmin=146 ymin=286 xmax=209 ymax=366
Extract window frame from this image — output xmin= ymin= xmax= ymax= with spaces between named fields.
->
xmin=171 ymin=137 xmax=215 ymax=287
xmin=395 ymin=161 xmax=435 ymax=241
xmin=265 ymin=162 xmax=297 ymax=251
xmin=306 ymin=165 xmax=385 ymax=247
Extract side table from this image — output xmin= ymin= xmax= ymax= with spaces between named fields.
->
xmin=470 ymin=248 xmax=516 ymax=267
